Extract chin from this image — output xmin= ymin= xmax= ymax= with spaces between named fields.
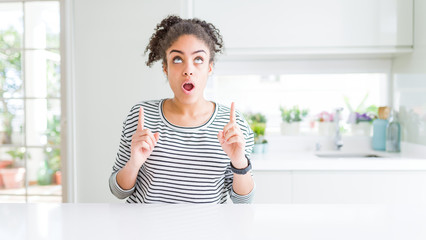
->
xmin=175 ymin=94 xmax=202 ymax=105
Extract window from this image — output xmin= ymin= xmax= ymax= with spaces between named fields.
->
xmin=206 ymin=73 xmax=388 ymax=135
xmin=0 ymin=1 xmax=61 ymax=202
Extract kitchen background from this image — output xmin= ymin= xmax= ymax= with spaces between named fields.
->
xmin=0 ymin=0 xmax=425 ymax=203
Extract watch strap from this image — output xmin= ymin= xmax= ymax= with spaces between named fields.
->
xmin=230 ymin=156 xmax=252 ymax=175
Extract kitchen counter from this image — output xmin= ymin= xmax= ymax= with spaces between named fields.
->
xmin=1 ymin=203 xmax=426 ymax=240
xmin=251 ymin=152 xmax=426 ymax=171
xmin=249 ymin=136 xmax=426 ymax=171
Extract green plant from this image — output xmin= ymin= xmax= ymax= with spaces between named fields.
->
xmin=45 ymin=115 xmax=61 ymax=172
xmin=280 ymin=105 xmax=309 ymax=123
xmin=344 ymin=93 xmax=378 ymax=124
xmin=245 ymin=112 xmax=267 ymax=144
xmin=46 ymin=147 xmax=60 ymax=172
xmin=5 ymin=148 xmax=30 ymax=168
xmin=246 ymin=113 xmax=266 ymax=124
xmin=251 ymin=122 xmax=266 ymax=138
xmin=0 ymin=111 xmax=14 ymax=143
xmin=1 ymin=27 xmax=23 ymax=144
xmin=46 ymin=115 xmax=61 ymax=145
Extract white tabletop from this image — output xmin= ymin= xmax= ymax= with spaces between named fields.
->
xmin=1 ymin=203 xmax=426 ymax=240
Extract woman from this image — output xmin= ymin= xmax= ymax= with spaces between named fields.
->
xmin=109 ymin=15 xmax=255 ymax=203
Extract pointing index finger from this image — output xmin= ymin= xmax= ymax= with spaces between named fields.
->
xmin=137 ymin=106 xmax=144 ymax=130
xmin=230 ymin=102 xmax=236 ymax=123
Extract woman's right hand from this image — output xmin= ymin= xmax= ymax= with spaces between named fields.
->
xmin=130 ymin=106 xmax=160 ymax=168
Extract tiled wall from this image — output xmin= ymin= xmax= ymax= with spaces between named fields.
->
xmin=394 ymin=74 xmax=426 ymax=145
xmin=392 ymin=0 xmax=426 ymax=146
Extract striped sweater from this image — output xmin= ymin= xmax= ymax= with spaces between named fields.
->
xmin=109 ymin=99 xmax=255 ymax=203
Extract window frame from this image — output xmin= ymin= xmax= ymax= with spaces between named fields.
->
xmin=0 ymin=0 xmax=70 ymax=202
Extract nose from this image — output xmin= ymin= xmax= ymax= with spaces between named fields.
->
xmin=183 ymin=62 xmax=194 ymax=76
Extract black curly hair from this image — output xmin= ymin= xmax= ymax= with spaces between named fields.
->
xmin=144 ymin=15 xmax=224 ymax=67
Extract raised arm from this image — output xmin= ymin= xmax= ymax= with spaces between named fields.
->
xmin=116 ymin=106 xmax=160 ymax=190
xmin=218 ymin=102 xmax=255 ymax=198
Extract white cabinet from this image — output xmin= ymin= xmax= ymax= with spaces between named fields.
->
xmin=193 ymin=0 xmax=413 ymax=54
xmin=292 ymin=171 xmax=426 ymax=204
xmin=253 ymin=170 xmax=426 ymax=204
xmin=252 ymin=171 xmax=292 ymax=203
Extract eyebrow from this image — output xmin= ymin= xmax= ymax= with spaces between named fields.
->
xmin=169 ymin=49 xmax=207 ymax=55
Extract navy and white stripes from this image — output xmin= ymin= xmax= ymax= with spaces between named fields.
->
xmin=109 ymin=99 xmax=255 ymax=203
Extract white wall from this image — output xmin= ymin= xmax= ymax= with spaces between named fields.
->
xmin=72 ymin=0 xmax=179 ymax=202
xmin=392 ymin=0 xmax=426 ymax=145
xmin=69 ymin=0 xmax=421 ymax=202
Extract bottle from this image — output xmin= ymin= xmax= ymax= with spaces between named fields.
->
xmin=372 ymin=106 xmax=389 ymax=151
xmin=386 ymin=109 xmax=401 ymax=152
xmin=372 ymin=119 xmax=388 ymax=150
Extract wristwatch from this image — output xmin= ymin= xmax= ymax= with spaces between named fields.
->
xmin=230 ymin=156 xmax=252 ymax=175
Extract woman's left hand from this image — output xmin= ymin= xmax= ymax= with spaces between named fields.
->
xmin=217 ymin=102 xmax=247 ymax=169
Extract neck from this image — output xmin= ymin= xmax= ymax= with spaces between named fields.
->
xmin=167 ymin=97 xmax=211 ymax=116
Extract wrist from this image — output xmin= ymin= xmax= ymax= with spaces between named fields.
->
xmin=231 ymin=155 xmax=248 ymax=169
xmin=127 ymin=157 xmax=144 ymax=170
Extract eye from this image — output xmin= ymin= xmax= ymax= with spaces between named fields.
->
xmin=172 ymin=56 xmax=182 ymax=64
xmin=194 ymin=57 xmax=204 ymax=64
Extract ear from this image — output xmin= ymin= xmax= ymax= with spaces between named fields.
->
xmin=163 ymin=64 xmax=168 ymax=75
xmin=208 ymin=62 xmax=213 ymax=75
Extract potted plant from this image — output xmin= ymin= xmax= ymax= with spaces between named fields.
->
xmin=348 ymin=111 xmax=377 ymax=136
xmin=45 ymin=147 xmax=60 ymax=185
xmin=45 ymin=115 xmax=61 ymax=185
xmin=245 ymin=112 xmax=268 ymax=154
xmin=345 ymin=94 xmax=377 ymax=136
xmin=279 ymin=105 xmax=309 ymax=135
xmin=0 ymin=148 xmax=27 ymax=189
xmin=37 ymin=157 xmax=54 ymax=186
xmin=0 ymin=158 xmax=13 ymax=188
xmin=315 ymin=111 xmax=334 ymax=136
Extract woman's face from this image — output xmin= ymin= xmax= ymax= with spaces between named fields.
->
xmin=164 ymin=34 xmax=213 ymax=105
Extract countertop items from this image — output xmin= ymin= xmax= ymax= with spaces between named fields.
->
xmin=1 ymin=203 xmax=426 ymax=240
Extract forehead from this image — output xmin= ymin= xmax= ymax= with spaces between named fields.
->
xmin=167 ymin=34 xmax=210 ymax=55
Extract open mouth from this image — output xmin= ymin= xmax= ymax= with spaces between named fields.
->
xmin=182 ymin=82 xmax=195 ymax=93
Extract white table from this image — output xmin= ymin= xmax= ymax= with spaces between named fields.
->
xmin=1 ymin=204 xmax=426 ymax=240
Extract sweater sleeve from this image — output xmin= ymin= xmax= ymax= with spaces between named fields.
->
xmin=109 ymin=105 xmax=140 ymax=199
xmin=229 ymin=175 xmax=256 ymax=203
xmin=109 ymin=171 xmax=135 ymax=199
